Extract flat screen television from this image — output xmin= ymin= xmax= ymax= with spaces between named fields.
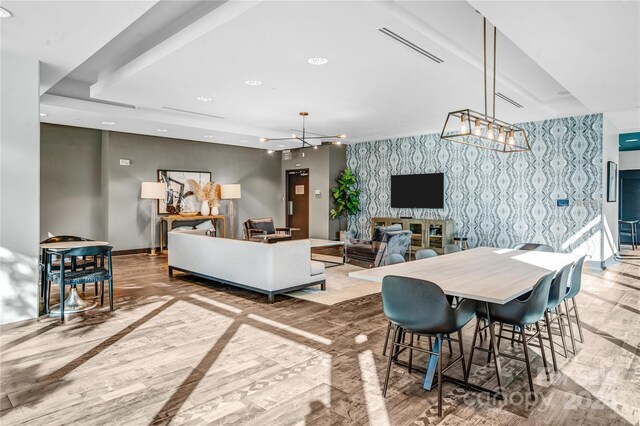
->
xmin=391 ymin=173 xmax=444 ymax=209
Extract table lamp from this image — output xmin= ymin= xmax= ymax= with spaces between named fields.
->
xmin=141 ymin=182 xmax=166 ymax=255
xmin=221 ymin=184 xmax=241 ymax=239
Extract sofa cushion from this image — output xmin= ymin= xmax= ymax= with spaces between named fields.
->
xmin=248 ymin=218 xmax=276 ymax=235
xmin=310 ymin=260 xmax=325 ymax=276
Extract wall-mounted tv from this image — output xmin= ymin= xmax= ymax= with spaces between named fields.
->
xmin=391 ymin=173 xmax=444 ymax=209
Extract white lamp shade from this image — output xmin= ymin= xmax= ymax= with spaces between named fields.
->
xmin=221 ymin=184 xmax=241 ymax=200
xmin=141 ymin=182 xmax=166 ymax=200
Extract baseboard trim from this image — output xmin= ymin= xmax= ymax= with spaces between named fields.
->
xmin=112 ymin=247 xmax=161 ymax=256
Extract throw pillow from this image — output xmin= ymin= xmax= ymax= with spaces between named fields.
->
xmin=248 ymin=218 xmax=276 ymax=235
xmin=171 ymin=226 xmax=195 ymax=232
xmin=195 ymin=221 xmax=214 ymax=231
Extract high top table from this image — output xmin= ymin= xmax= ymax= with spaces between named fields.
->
xmin=40 ymin=240 xmax=109 ymax=315
xmin=349 ymin=247 xmax=582 ymax=396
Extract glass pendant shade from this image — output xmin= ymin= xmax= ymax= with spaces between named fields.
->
xmin=440 ymin=109 xmax=530 ymax=153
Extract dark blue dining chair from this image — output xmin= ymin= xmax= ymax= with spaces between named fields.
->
xmin=45 ymin=245 xmax=113 ymax=321
xmin=562 ymin=255 xmax=588 ymax=354
xmin=381 ymin=276 xmax=475 ymax=417
xmin=543 ymin=263 xmax=572 ymax=371
xmin=469 ymin=271 xmax=555 ymax=399
xmin=415 ymin=249 xmax=438 ymax=259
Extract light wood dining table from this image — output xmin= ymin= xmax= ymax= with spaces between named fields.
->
xmin=349 ymin=247 xmax=583 ymax=396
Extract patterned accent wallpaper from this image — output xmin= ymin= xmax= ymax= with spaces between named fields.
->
xmin=347 ymin=114 xmax=603 ymax=254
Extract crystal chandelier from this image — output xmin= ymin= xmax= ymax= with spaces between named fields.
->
xmin=440 ymin=18 xmax=530 ymax=153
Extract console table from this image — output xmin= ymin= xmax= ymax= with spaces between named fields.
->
xmin=370 ymin=217 xmax=455 ymax=254
xmin=159 ymin=215 xmax=226 ymax=253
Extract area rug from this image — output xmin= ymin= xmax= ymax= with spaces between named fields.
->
xmin=285 ymin=257 xmax=380 ymax=305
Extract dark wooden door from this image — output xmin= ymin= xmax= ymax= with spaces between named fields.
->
xmin=287 ymin=169 xmax=309 ymax=239
xmin=619 ymin=169 xmax=640 ymax=245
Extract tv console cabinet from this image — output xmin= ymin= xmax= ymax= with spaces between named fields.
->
xmin=370 ymin=217 xmax=455 ymax=255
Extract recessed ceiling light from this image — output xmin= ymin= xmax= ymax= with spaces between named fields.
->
xmin=245 ymin=80 xmax=262 ymax=86
xmin=260 ymin=137 xmax=268 ymax=142
xmin=156 ymin=128 xmax=168 ymax=132
xmin=308 ymin=57 xmax=328 ymax=65
xmin=39 ymin=113 xmax=48 ymax=117
xmin=203 ymin=135 xmax=214 ymax=138
xmin=267 ymin=150 xmax=274 ymax=154
xmin=196 ymin=96 xmax=212 ymax=102
xmin=102 ymin=121 xmax=115 ymax=125
xmin=0 ymin=7 xmax=12 ymax=18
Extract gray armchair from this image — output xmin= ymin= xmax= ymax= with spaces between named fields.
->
xmin=375 ymin=230 xmax=413 ymax=267
xmin=345 ymin=224 xmax=402 ymax=265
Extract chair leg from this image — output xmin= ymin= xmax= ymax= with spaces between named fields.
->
xmin=100 ymin=280 xmax=105 ymax=306
xmin=382 ymin=320 xmax=392 ymax=356
xmin=497 ymin=323 xmax=504 ymax=351
xmin=535 ymin=322 xmax=550 ymax=381
xmin=511 ymin=326 xmax=516 ymax=347
xmin=45 ymin=281 xmax=51 ymax=313
xmin=108 ymin=278 xmax=113 ymax=311
xmin=408 ymin=333 xmax=414 ymax=374
xmin=447 ymin=334 xmax=453 ymax=355
xmin=383 ymin=326 xmax=399 ymax=398
xmin=457 ymin=329 xmax=468 ymax=383
xmin=60 ymin=284 xmax=65 ymax=322
xmin=555 ymin=306 xmax=568 ymax=358
xmin=437 ymin=334 xmax=444 ymax=418
xmin=465 ymin=318 xmax=481 ymax=389
xmin=564 ymin=299 xmax=577 ymax=355
xmin=94 ymin=282 xmax=98 ymax=297
xmin=520 ymin=327 xmax=535 ymax=400
xmin=572 ymin=297 xmax=585 ymax=343
xmin=82 ymin=283 xmax=85 ymax=293
xmin=544 ymin=310 xmax=558 ymax=372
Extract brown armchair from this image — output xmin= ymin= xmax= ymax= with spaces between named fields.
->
xmin=243 ymin=218 xmax=292 ymax=243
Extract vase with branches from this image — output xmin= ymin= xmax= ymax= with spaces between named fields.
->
xmin=330 ymin=168 xmax=360 ymax=234
xmin=186 ymin=179 xmax=221 ymax=215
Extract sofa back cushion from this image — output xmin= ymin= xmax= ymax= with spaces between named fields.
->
xmin=373 ymin=224 xmax=402 ymax=242
xmin=248 ymin=218 xmax=276 ymax=235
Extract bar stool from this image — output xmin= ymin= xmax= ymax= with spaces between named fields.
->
xmin=619 ymin=220 xmax=638 ymax=250
xmin=468 ymin=272 xmax=555 ymax=399
xmin=381 ymin=276 xmax=475 ymax=417
xmin=453 ymin=237 xmax=469 ymax=250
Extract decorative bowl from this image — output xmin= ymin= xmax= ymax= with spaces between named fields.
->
xmin=179 ymin=211 xmax=199 ymax=217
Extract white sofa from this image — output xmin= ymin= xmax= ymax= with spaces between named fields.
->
xmin=168 ymin=230 xmax=326 ymax=302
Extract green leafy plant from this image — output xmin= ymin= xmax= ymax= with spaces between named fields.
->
xmin=330 ymin=168 xmax=360 ymax=230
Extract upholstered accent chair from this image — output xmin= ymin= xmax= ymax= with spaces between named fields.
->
xmin=375 ymin=230 xmax=413 ymax=267
xmin=345 ymin=224 xmax=402 ymax=266
xmin=243 ymin=217 xmax=292 ymax=243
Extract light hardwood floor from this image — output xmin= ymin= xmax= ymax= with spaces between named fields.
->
xmin=1 ymin=251 xmax=639 ymax=425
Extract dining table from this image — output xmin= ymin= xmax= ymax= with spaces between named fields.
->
xmin=40 ymin=240 xmax=110 ymax=316
xmin=348 ymin=246 xmax=583 ymax=397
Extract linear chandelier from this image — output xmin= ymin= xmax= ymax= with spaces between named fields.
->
xmin=440 ymin=18 xmax=530 ymax=153
xmin=260 ymin=112 xmax=346 ymax=149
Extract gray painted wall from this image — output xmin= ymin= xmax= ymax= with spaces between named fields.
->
xmin=281 ymin=145 xmax=346 ymax=240
xmin=1 ymin=53 xmax=40 ymax=324
xmin=39 ymin=125 xmax=283 ymax=251
xmin=40 ymin=124 xmax=104 ymax=240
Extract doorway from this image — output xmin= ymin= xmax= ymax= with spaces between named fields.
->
xmin=286 ymin=169 xmax=309 ymax=239
xmin=619 ymin=169 xmax=640 ymax=246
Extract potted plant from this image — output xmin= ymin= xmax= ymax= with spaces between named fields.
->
xmin=330 ymin=168 xmax=360 ymax=240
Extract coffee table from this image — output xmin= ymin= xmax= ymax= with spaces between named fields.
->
xmin=308 ymin=239 xmax=345 ymax=267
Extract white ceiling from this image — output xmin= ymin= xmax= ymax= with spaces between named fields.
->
xmin=0 ymin=0 xmax=157 ymax=94
xmin=3 ymin=0 xmax=638 ymax=149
